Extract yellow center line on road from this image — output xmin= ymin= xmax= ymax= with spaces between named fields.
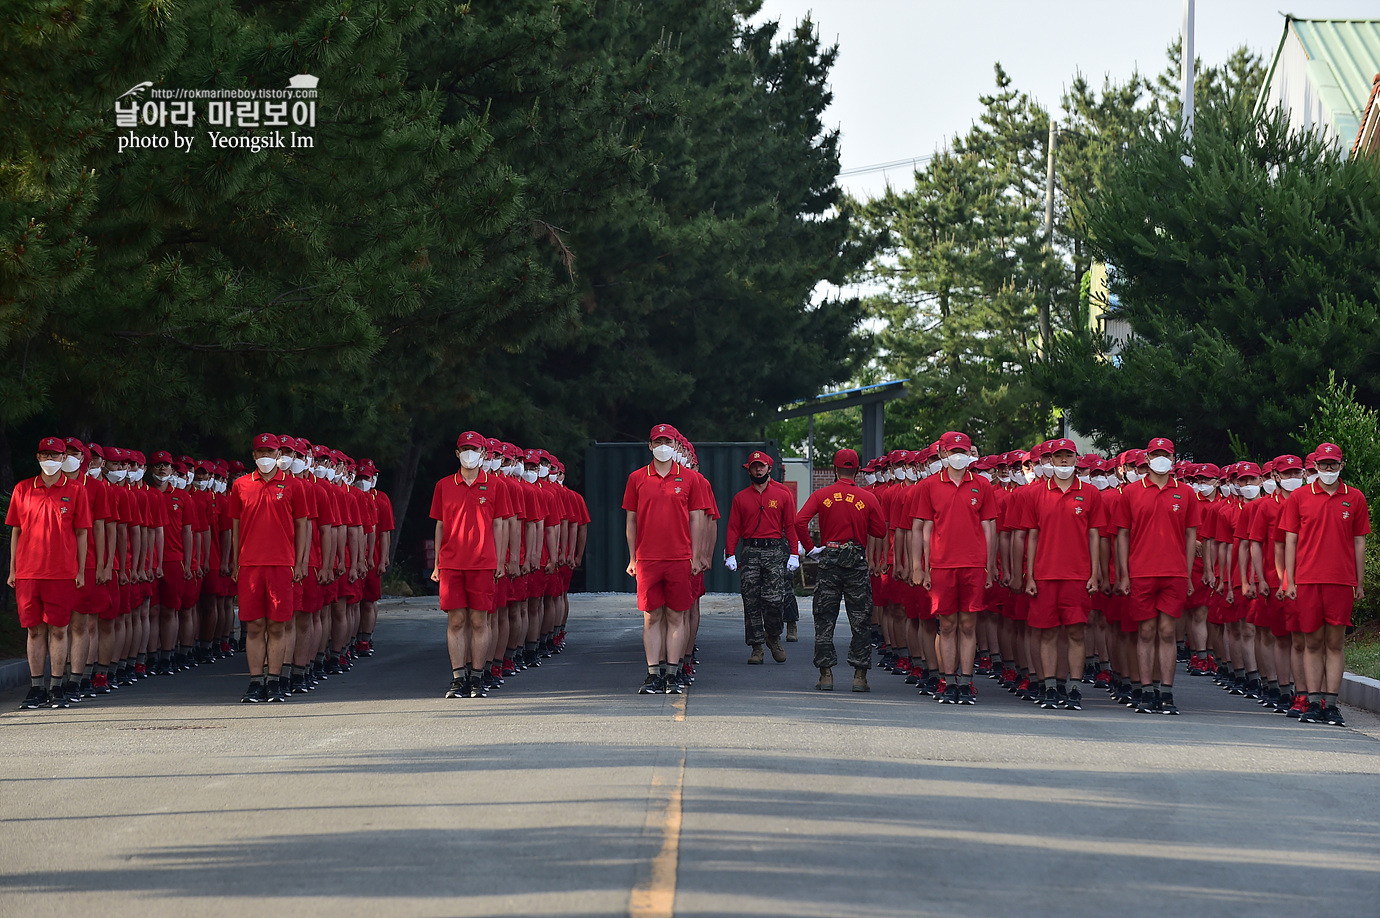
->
xmin=628 ymin=751 xmax=686 ymax=918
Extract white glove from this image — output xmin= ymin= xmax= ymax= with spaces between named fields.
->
xmin=787 ymin=555 xmax=800 ymax=572
xmin=808 ymin=547 xmax=823 ymax=559
xmin=724 ymin=555 xmax=738 ymax=572
xmin=797 ymin=542 xmax=806 ymax=555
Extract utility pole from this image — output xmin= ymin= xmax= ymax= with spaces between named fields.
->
xmin=1040 ymin=118 xmax=1057 ymax=358
xmin=1181 ymin=0 xmax=1195 ymax=141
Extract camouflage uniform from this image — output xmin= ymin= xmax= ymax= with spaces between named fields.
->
xmin=812 ymin=542 xmax=873 ymax=670
xmin=739 ymin=541 xmax=787 ymax=645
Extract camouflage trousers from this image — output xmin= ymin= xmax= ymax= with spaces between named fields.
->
xmin=813 ymin=546 xmax=873 ymax=670
xmin=740 ymin=541 xmax=787 ymax=645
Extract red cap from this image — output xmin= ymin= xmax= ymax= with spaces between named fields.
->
xmin=523 ymin=449 xmax=541 ymax=464
xmin=649 ymin=423 xmax=679 ymax=442
xmin=1006 ymin=450 xmax=1029 ymax=464
xmin=833 ymin=448 xmax=860 ymax=469
xmin=1260 ymin=459 xmax=1275 ymax=475
xmin=1047 ymin=438 xmax=1077 ymax=454
xmin=502 ymin=443 xmax=520 ymax=460
xmin=1315 ymin=442 xmax=1344 ymax=462
xmin=457 ymin=431 xmax=485 ymax=449
xmin=253 ymin=433 xmax=281 ymax=450
xmin=150 ymin=450 xmax=174 ymax=465
xmin=214 ymin=460 xmax=229 ymax=476
xmin=130 ymin=451 xmax=146 ymax=465
xmin=296 ymin=437 xmax=313 ymax=453
xmin=310 ymin=444 xmax=330 ymax=460
xmin=178 ymin=454 xmax=195 ymax=467
xmin=88 ymin=443 xmax=106 ymax=460
xmin=1146 ymin=437 xmax=1175 ymax=454
xmin=743 ymin=450 xmax=774 ymax=469
xmin=275 ymin=438 xmax=297 ymax=455
xmin=227 ymin=460 xmax=245 ymax=474
xmin=37 ymin=436 xmax=65 ymax=453
xmin=1127 ymin=449 xmax=1148 ymax=467
xmin=939 ymin=431 xmax=972 ymax=452
xmin=1236 ymin=461 xmax=1263 ymax=478
xmin=1273 ymin=454 xmax=1304 ymax=472
xmin=63 ymin=436 xmax=85 ymax=451
xmin=973 ymin=455 xmax=996 ymax=471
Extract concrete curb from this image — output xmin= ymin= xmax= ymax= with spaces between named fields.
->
xmin=1342 ymin=671 xmax=1380 ymax=714
xmin=0 ymin=658 xmax=29 ymax=692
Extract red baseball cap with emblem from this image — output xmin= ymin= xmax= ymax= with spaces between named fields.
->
xmin=1127 ymin=449 xmax=1148 ymax=467
xmin=63 ymin=436 xmax=84 ymax=451
xmin=1315 ymin=442 xmax=1344 ymax=461
xmin=275 ymin=438 xmax=297 ymax=456
xmin=37 ymin=436 xmax=65 ymax=453
xmin=649 ymin=423 xmax=679 ymax=442
xmin=1273 ymin=454 xmax=1304 ymax=472
xmin=743 ymin=450 xmax=774 ymax=469
xmin=88 ymin=443 xmax=106 ymax=460
xmin=1146 ymin=437 xmax=1175 ymax=454
xmin=228 ymin=460 xmax=245 ymax=474
xmin=973 ymin=455 xmax=996 ymax=471
xmin=1236 ymin=461 xmax=1263 ymax=478
xmin=150 ymin=450 xmax=174 ymax=465
xmin=130 ymin=451 xmax=146 ymax=465
xmin=253 ymin=433 xmax=280 ymax=450
xmin=1006 ymin=450 xmax=1029 ymax=465
xmin=1047 ymin=437 xmax=1077 ymax=454
xmin=214 ymin=460 xmax=229 ymax=476
xmin=833 ymin=448 xmax=860 ymax=469
xmin=939 ymin=431 xmax=972 ymax=452
xmin=457 ymin=431 xmax=485 ymax=450
xmin=523 ymin=449 xmax=541 ymax=464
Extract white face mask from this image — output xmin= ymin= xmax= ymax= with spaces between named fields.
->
xmin=1125 ymin=470 xmax=1141 ymax=484
xmin=87 ymin=466 xmax=102 ymax=479
xmin=255 ymin=456 xmax=279 ymax=474
xmin=1305 ymin=473 xmax=1317 ymax=485
xmin=358 ymin=479 xmax=373 ymax=492
xmin=39 ymin=459 xmax=63 ymax=476
xmin=1148 ymin=456 xmax=1174 ymax=475
xmin=1280 ymin=477 xmax=1303 ymax=492
xmin=311 ymin=465 xmax=327 ymax=478
xmin=927 ymin=461 xmax=942 ymax=476
xmin=1076 ymin=473 xmax=1090 ymax=483
xmin=1262 ymin=479 xmax=1277 ymax=495
xmin=459 ymin=449 xmax=483 ymax=470
xmin=997 ymin=470 xmax=1010 ymax=481
xmin=290 ymin=457 xmax=307 ymax=475
xmin=947 ymin=453 xmax=973 ymax=471
xmin=275 ymin=455 xmax=292 ymax=471
xmin=1051 ymin=464 xmax=1076 ymax=480
xmin=108 ymin=468 xmax=127 ymax=483
xmin=325 ymin=468 xmax=338 ymax=482
xmin=538 ymin=465 xmax=550 ymax=479
xmin=1091 ymin=475 xmax=1109 ymax=490
xmin=651 ymin=444 xmax=676 ymax=463
xmin=60 ymin=455 xmax=81 ymax=474
xmin=1037 ymin=462 xmax=1053 ymax=478
xmin=1317 ymin=470 xmax=1341 ymax=486
xmin=153 ymin=471 xmax=170 ymax=483
xmin=903 ymin=467 xmax=917 ymax=481
xmin=217 ymin=480 xmax=227 ymax=494
xmin=1240 ymin=484 xmax=1260 ymax=500
xmin=978 ymin=471 xmax=992 ymax=482
xmin=523 ymin=469 xmax=538 ymax=484
xmin=130 ymin=468 xmax=144 ymax=482
xmin=1022 ymin=470 xmax=1035 ymax=484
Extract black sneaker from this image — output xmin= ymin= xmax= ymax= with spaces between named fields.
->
xmin=289 ymin=673 xmax=306 ymax=695
xmin=1040 ymin=688 xmax=1059 ymax=709
xmin=240 ymin=682 xmax=267 ymax=704
xmin=1056 ymin=685 xmax=1069 ymax=707
xmin=904 ymin=670 xmax=921 ymax=685
xmin=1135 ymin=693 xmax=1158 ymax=714
xmin=49 ymin=689 xmax=70 ymax=709
xmin=78 ymin=677 xmax=94 ymax=698
xmin=445 ymin=678 xmax=467 ymax=699
xmin=1081 ymin=662 xmax=1097 ymax=685
xmin=938 ymin=684 xmax=959 ymax=704
xmin=958 ymin=684 xmax=975 ymax=705
xmin=469 ymin=678 xmax=488 ymax=698
xmin=1324 ymin=705 xmax=1346 ymax=727
xmin=666 ymin=674 xmax=684 ymax=695
xmin=324 ymin=657 xmax=340 ymax=675
xmin=638 ymin=674 xmax=660 ymax=695
xmin=1159 ymin=695 xmax=1180 ymax=715
xmin=1299 ymin=702 xmax=1324 ymax=724
xmin=920 ymin=675 xmax=940 ymax=697
xmin=1244 ymin=678 xmax=1261 ymax=700
xmin=19 ymin=687 xmax=48 ymax=710
xmin=1066 ymin=688 xmax=1083 ymax=711
xmin=1126 ymin=689 xmax=1142 ymax=709
xmin=265 ymin=682 xmax=287 ymax=702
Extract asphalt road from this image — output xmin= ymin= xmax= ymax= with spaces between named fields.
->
xmin=2 ymin=593 xmax=1379 ymax=918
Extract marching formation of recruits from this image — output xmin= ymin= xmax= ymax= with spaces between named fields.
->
xmin=429 ymin=433 xmax=589 ymax=699
xmin=789 ymin=433 xmax=1364 ymax=724
xmin=9 ymin=433 xmax=395 ymax=709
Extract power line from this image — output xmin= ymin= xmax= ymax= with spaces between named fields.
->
xmin=837 ymin=153 xmax=940 ymax=177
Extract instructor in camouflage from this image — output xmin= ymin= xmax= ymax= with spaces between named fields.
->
xmin=724 ymin=451 xmax=799 ymax=664
xmin=797 ymin=449 xmax=888 ymax=692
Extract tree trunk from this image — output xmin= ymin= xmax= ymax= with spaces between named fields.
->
xmin=386 ymin=426 xmax=426 ymax=570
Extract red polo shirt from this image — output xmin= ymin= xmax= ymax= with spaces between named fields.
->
xmin=725 ymin=481 xmax=798 ymax=553
xmin=6 ymin=475 xmax=94 ymax=579
xmin=622 ymin=463 xmax=712 ymax=561
xmin=1024 ymin=478 xmax=1106 ymax=581
xmin=159 ymin=488 xmax=189 ymax=562
xmin=229 ymin=470 xmax=309 ymax=567
xmin=1112 ymin=476 xmax=1201 ymax=578
xmin=1278 ymin=481 xmax=1370 ymax=585
xmin=1247 ymin=493 xmax=1285 ymax=588
xmin=431 ymin=469 xmax=510 ymax=571
xmin=72 ymin=476 xmax=111 ymax=571
xmin=908 ymin=470 xmax=997 ymax=569
xmin=795 ymin=479 xmax=887 ymax=550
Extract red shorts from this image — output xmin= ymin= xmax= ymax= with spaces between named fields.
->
xmin=507 ymin=573 xmax=526 ymax=604
xmin=117 ymin=583 xmax=134 ymax=616
xmin=15 ymin=579 xmax=77 ymax=629
xmin=100 ymin=581 xmax=121 ymax=621
xmin=1010 ymin=590 xmax=1031 ymax=623
xmin=439 ymin=569 xmax=496 ymax=613
xmin=553 ymin=569 xmax=572 ymax=598
xmin=1127 ymin=576 xmax=1187 ymax=622
xmin=299 ymin=571 xmax=323 ymax=614
xmin=363 ymin=569 xmax=382 ymax=603
xmin=1101 ymin=592 xmax=1121 ymax=625
xmin=983 ymin=583 xmax=1004 ymax=615
xmin=342 ymin=576 xmax=364 ymax=604
xmin=870 ymin=574 xmax=883 ymax=606
xmin=561 ymin=566 xmax=574 ymax=591
xmin=1279 ymin=596 xmax=1300 ymax=634
xmin=76 ymin=574 xmax=111 ymax=619
xmin=184 ymin=575 xmax=203 ymax=609
xmin=494 ymin=575 xmax=509 ymax=608
xmin=292 ymin=578 xmax=305 ymax=614
xmin=1295 ymin=583 xmax=1354 ymax=632
xmin=930 ymin=567 xmax=987 ymax=617
xmin=1028 ymin=579 xmax=1093 ymax=629
xmin=158 ymin=573 xmax=187 ymax=611
xmin=635 ymin=559 xmax=693 ymax=612
xmin=691 ymin=571 xmax=706 ymax=601
xmin=237 ymin=565 xmax=294 ymax=623
xmin=901 ymin=583 xmax=932 ymax=620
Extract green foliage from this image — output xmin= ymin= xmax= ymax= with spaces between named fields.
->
xmin=1041 ymin=86 xmax=1380 ymax=459
xmin=1299 ymin=372 xmax=1380 ymax=508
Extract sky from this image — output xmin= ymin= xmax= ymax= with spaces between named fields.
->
xmin=751 ymin=0 xmax=1380 ymax=200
